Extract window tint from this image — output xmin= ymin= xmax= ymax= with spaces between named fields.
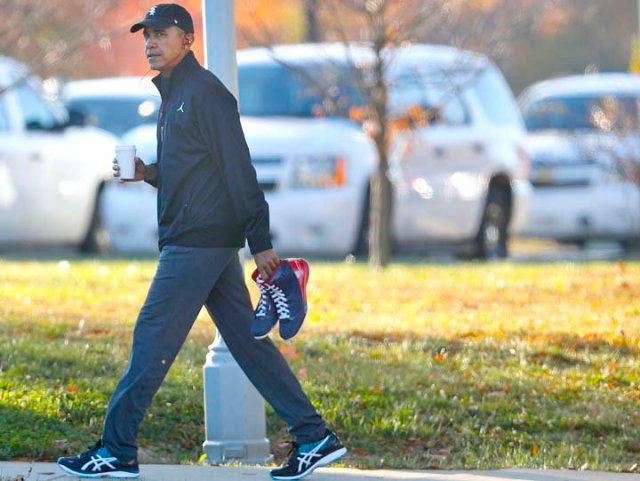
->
xmin=471 ymin=67 xmax=522 ymax=126
xmin=239 ymin=62 xmax=363 ymax=118
xmin=391 ymin=70 xmax=470 ymax=126
xmin=66 ymin=98 xmax=159 ymax=137
xmin=15 ymin=84 xmax=58 ymax=130
xmin=441 ymin=97 xmax=468 ymax=125
xmin=522 ymin=94 xmax=640 ymax=132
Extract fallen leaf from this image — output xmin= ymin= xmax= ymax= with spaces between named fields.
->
xmin=278 ymin=345 xmax=300 ymax=361
xmin=434 ymin=348 xmax=447 ymax=363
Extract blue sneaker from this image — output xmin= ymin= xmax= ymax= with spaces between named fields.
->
xmin=57 ymin=440 xmax=139 ymax=478
xmin=267 ymin=259 xmax=309 ymax=340
xmin=251 ymin=269 xmax=278 ymax=339
xmin=270 ymin=430 xmax=347 ymax=480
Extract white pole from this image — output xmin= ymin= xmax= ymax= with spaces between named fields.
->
xmin=200 ymin=0 xmax=271 ymax=465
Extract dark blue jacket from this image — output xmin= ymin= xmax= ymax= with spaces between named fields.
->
xmin=148 ymin=52 xmax=271 ymax=254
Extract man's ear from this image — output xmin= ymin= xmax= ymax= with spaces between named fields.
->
xmin=184 ymin=33 xmax=195 ymax=47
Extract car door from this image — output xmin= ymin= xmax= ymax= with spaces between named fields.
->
xmin=391 ymin=84 xmax=484 ymax=243
xmin=0 ymin=82 xmax=84 ymax=243
xmin=0 ymin=85 xmax=46 ymax=243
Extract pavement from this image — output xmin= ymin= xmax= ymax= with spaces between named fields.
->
xmin=0 ymin=463 xmax=639 ymax=481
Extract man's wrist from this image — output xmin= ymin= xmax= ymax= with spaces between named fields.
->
xmin=143 ymin=164 xmax=157 ymax=183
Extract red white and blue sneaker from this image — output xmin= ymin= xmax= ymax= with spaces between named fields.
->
xmin=251 ymin=258 xmax=310 ymax=341
xmin=251 ymin=268 xmax=278 ymax=339
xmin=269 ymin=258 xmax=309 ymax=340
xmin=57 ymin=440 xmax=139 ymax=478
xmin=270 ymin=429 xmax=347 ymax=480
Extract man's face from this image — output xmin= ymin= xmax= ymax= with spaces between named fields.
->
xmin=143 ymin=26 xmax=190 ymax=75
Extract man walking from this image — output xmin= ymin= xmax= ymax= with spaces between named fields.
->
xmin=57 ymin=4 xmax=346 ymax=480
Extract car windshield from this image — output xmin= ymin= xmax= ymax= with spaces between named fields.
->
xmin=66 ymin=97 xmax=159 ymax=137
xmin=522 ymin=94 xmax=640 ymax=132
xmin=471 ymin=67 xmax=523 ymax=126
xmin=238 ymin=62 xmax=364 ymax=118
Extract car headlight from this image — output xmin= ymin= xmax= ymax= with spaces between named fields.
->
xmin=290 ymin=155 xmax=347 ymax=188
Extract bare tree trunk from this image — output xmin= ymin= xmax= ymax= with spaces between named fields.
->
xmin=304 ymin=0 xmax=322 ymax=42
xmin=369 ymin=152 xmax=392 ymax=268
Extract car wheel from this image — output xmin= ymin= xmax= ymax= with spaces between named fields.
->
xmin=79 ymin=187 xmax=111 ymax=255
xmin=475 ymin=188 xmax=510 ymax=259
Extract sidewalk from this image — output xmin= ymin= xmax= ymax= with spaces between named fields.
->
xmin=1 ymin=462 xmax=639 ymax=481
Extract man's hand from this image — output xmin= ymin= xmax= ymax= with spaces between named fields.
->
xmin=113 ymin=157 xmax=146 ymax=182
xmin=254 ymin=248 xmax=280 ymax=281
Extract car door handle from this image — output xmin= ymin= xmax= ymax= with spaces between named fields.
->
xmin=473 ymin=143 xmax=484 ymax=154
xmin=29 ymin=152 xmax=42 ymax=162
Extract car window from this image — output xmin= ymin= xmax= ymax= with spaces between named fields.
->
xmin=66 ymin=98 xmax=159 ymax=137
xmin=470 ymin=66 xmax=522 ymax=127
xmin=238 ymin=62 xmax=363 ymax=118
xmin=391 ymin=71 xmax=470 ymax=127
xmin=15 ymin=83 xmax=59 ymax=130
xmin=522 ymin=94 xmax=640 ymax=132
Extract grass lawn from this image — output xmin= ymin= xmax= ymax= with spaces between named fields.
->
xmin=0 ymin=256 xmax=639 ymax=472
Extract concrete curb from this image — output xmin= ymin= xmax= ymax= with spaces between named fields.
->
xmin=0 ymin=463 xmax=639 ymax=481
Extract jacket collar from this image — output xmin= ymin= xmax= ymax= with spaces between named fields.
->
xmin=152 ymin=51 xmax=199 ymax=96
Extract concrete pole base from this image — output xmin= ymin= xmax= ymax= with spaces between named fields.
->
xmin=202 ymin=333 xmax=272 ymax=465
xmin=202 ymin=440 xmax=273 ymax=465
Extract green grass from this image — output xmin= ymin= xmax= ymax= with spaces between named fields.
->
xmin=0 ymin=257 xmax=639 ymax=471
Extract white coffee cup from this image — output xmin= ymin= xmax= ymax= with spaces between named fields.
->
xmin=115 ymin=145 xmax=136 ymax=180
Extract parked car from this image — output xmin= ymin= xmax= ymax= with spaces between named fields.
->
xmin=518 ymin=73 xmax=640 ymax=246
xmin=90 ymin=43 xmax=532 ymax=257
xmin=62 ymin=76 xmax=160 ymax=137
xmin=61 ymin=77 xmax=161 ymax=253
xmin=0 ymin=56 xmax=116 ymax=252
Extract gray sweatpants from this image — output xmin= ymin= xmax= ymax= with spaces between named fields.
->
xmin=102 ymin=245 xmax=326 ymax=461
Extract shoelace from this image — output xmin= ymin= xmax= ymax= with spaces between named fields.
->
xmin=255 ymin=285 xmax=271 ymax=317
xmin=266 ymin=284 xmax=291 ymax=320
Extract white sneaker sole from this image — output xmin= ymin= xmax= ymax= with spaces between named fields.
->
xmin=58 ymin=462 xmax=140 ymax=478
xmin=253 ymin=330 xmax=273 ymax=340
xmin=270 ymin=447 xmax=347 ymax=480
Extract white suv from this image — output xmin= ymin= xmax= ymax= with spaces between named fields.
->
xmin=519 ymin=73 xmax=640 ymax=246
xmin=0 ymin=56 xmax=116 ymax=252
xmin=238 ymin=43 xmax=530 ymax=257
xmin=99 ymin=43 xmax=531 ymax=257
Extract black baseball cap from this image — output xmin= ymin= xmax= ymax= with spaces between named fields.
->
xmin=130 ymin=3 xmax=194 ymax=34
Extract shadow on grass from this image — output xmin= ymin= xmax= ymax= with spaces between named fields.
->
xmin=331 ymin=330 xmax=640 ymax=356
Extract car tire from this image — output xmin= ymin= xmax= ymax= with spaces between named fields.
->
xmin=79 ymin=187 xmax=110 ymax=255
xmin=474 ymin=187 xmax=510 ymax=259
